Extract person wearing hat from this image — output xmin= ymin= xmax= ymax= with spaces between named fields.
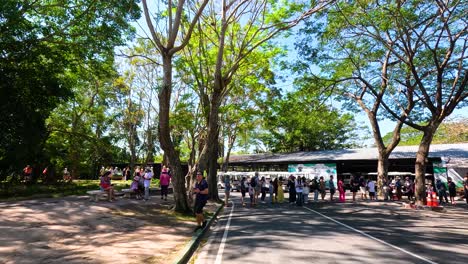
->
xmin=160 ymin=166 xmax=171 ymax=201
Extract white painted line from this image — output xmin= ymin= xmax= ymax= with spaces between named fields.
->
xmin=303 ymin=207 xmax=438 ymax=264
xmin=214 ymin=201 xmax=235 ymax=264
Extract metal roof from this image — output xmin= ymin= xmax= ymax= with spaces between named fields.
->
xmin=229 ymin=143 xmax=468 ymax=166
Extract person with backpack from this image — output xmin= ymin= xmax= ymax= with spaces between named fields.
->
xmin=436 ymin=178 xmax=448 ymax=204
xmin=328 ymin=175 xmax=336 ymax=201
xmin=251 ymin=172 xmax=260 ymax=205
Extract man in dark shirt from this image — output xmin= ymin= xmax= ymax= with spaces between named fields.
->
xmin=194 ymin=171 xmax=209 ymax=231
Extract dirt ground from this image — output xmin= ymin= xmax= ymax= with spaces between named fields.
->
xmin=0 ymin=194 xmax=219 ymax=264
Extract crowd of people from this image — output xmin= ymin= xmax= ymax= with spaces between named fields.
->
xmin=224 ymin=172 xmax=468 ymax=207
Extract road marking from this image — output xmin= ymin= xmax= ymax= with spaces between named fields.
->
xmin=214 ymin=201 xmax=235 ymax=264
xmin=303 ymin=207 xmax=438 ymax=264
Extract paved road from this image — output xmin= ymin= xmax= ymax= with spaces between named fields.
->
xmin=194 ymin=192 xmax=468 ymax=264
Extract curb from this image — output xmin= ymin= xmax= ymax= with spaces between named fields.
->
xmin=172 ymin=203 xmax=225 ymax=264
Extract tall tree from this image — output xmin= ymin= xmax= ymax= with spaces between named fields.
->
xmin=141 ymin=0 xmax=209 ymax=213
xmin=0 ymin=0 xmax=140 ymax=178
xmin=295 ymin=0 xmax=467 ymax=201
xmin=184 ymin=0 xmax=333 ymax=200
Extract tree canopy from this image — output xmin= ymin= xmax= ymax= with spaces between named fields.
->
xmin=0 ymin=0 xmax=140 ymax=178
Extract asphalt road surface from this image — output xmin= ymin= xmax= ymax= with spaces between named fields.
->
xmin=194 ymin=192 xmax=468 ymax=264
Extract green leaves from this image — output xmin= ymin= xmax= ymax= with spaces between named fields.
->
xmin=0 ymin=0 xmax=140 ymax=177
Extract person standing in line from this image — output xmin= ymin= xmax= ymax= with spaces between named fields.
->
xmin=288 ymin=175 xmax=296 ymax=204
xmin=319 ymin=176 xmax=326 ymax=200
xmin=404 ymin=177 xmax=415 ymax=201
xmin=328 ymin=175 xmax=336 ymax=201
xmin=273 ymin=177 xmax=279 ymax=203
xmin=269 ymin=178 xmax=275 ymax=204
xmin=447 ymin=177 xmax=456 ymax=205
xmin=382 ymin=179 xmax=390 ymax=201
xmin=351 ymin=175 xmax=359 ymax=202
xmin=359 ymin=176 xmax=368 ymax=200
xmin=395 ymin=177 xmax=403 ymax=200
xmin=240 ymin=177 xmax=247 ymax=206
xmin=277 ymin=177 xmax=284 ymax=203
xmin=160 ymin=166 xmax=171 ymax=201
xmin=436 ymin=178 xmax=448 ymax=204
xmin=464 ymin=173 xmax=468 ymax=204
xmin=338 ymin=177 xmax=345 ymax=203
xmin=302 ymin=177 xmax=310 ymax=204
xmin=311 ymin=176 xmax=319 ymax=202
xmin=224 ymin=175 xmax=232 ymax=207
xmin=194 ymin=171 xmax=209 ymax=232
xmin=143 ymin=167 xmax=153 ymax=201
xmin=367 ymin=179 xmax=376 ymax=201
xmin=295 ymin=176 xmax=303 ymax=206
xmin=248 ymin=179 xmax=255 ymax=207
xmin=252 ymin=172 xmax=261 ymax=205
xmin=260 ymin=176 xmax=267 ymax=201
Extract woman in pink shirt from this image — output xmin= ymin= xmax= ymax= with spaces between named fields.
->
xmin=160 ymin=166 xmax=171 ymax=201
xmin=338 ymin=177 xmax=345 ymax=203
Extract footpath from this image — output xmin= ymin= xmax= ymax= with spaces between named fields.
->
xmin=0 ymin=193 xmax=222 ymax=264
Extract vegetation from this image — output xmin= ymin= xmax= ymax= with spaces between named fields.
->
xmin=1 ymin=1 xmax=466 ymax=205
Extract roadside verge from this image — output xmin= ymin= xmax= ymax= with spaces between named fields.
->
xmin=172 ymin=203 xmax=224 ymax=264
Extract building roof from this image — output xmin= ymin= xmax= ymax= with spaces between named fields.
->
xmin=229 ymin=143 xmax=468 ymax=167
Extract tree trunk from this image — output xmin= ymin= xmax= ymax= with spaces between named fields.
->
xmin=376 ymin=154 xmax=389 ymax=198
xmin=414 ymin=124 xmax=439 ymax=205
xmin=159 ymin=55 xmax=190 ymax=213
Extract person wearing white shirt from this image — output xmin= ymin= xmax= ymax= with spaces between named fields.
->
xmin=367 ymin=180 xmax=376 ymax=200
xmin=143 ymin=168 xmax=153 ymax=201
